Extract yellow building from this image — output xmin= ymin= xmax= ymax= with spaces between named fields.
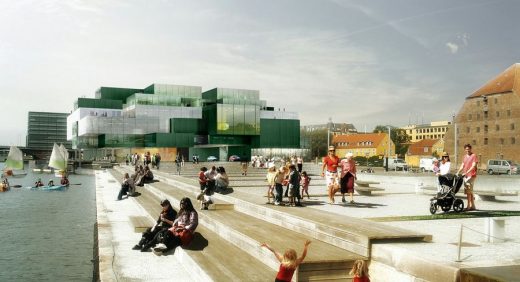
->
xmin=401 ymin=121 xmax=451 ymax=143
xmin=332 ymin=132 xmax=395 ymax=158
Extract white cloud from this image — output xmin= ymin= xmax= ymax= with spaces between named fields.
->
xmin=446 ymin=42 xmax=459 ymax=54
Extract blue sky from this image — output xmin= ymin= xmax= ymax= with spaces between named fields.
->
xmin=1 ymin=0 xmax=519 ymax=145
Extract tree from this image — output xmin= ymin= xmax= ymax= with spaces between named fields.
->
xmin=304 ymin=128 xmax=328 ymax=159
xmin=373 ymin=125 xmax=411 ymax=157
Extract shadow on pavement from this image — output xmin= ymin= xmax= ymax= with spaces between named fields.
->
xmin=184 ymin=232 xmax=209 ymax=251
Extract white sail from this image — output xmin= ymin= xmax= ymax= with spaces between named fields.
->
xmin=59 ymin=144 xmax=69 ymax=167
xmin=4 ymin=146 xmax=24 ymax=170
xmin=49 ymin=143 xmax=67 ymax=171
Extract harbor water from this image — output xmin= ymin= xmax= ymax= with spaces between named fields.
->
xmin=0 ymin=164 xmax=96 ymax=281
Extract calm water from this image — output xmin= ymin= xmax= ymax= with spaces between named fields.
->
xmin=0 ymin=164 xmax=96 ymax=282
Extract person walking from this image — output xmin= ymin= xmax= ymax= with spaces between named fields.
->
xmin=296 ymin=156 xmax=303 ymax=173
xmin=339 ymin=152 xmax=357 ymax=203
xmin=321 ymin=146 xmax=340 ymax=204
xmin=260 ymin=240 xmax=311 ymax=282
xmin=457 ymin=144 xmax=478 ymax=211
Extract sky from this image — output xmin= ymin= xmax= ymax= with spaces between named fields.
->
xmin=1 ymin=0 xmax=520 ymax=146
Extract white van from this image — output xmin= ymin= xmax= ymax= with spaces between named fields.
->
xmin=487 ymin=159 xmax=518 ymax=175
xmin=384 ymin=158 xmax=408 ymax=171
xmin=419 ymin=157 xmax=437 ymax=172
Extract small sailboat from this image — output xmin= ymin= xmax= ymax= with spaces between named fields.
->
xmin=3 ymin=146 xmax=27 ymax=178
xmin=49 ymin=143 xmax=69 ymax=177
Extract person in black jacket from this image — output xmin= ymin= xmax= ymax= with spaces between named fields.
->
xmin=132 ymin=199 xmax=177 ymax=251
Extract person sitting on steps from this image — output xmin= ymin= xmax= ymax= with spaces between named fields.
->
xmin=153 ymin=197 xmax=198 ymax=255
xmin=134 ymin=199 xmax=177 ymax=252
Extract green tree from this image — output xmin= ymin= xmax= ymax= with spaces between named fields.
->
xmin=373 ymin=125 xmax=411 ymax=157
xmin=304 ymin=128 xmax=328 ymax=159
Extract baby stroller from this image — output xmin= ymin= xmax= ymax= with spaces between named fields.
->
xmin=429 ymin=174 xmax=465 ymax=214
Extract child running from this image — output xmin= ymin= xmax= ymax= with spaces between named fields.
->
xmin=261 ymin=240 xmax=311 ymax=282
xmin=350 ymin=259 xmax=370 ymax=282
xmin=266 ymin=163 xmax=277 ymax=204
xmin=300 ymin=171 xmax=311 ymax=199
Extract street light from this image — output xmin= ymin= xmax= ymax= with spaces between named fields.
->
xmin=385 ymin=126 xmax=391 ymax=172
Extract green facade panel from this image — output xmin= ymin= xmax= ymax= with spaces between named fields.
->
xmin=98 ymin=134 xmax=145 ymax=148
xmin=252 ymin=119 xmax=300 ymax=148
xmin=144 ymin=133 xmax=195 ymax=147
xmin=209 ymin=135 xmax=249 ymax=145
xmin=96 ymin=87 xmax=143 ymax=102
xmin=76 ymin=98 xmax=123 ymax=110
xmin=170 ymin=118 xmax=200 ymax=134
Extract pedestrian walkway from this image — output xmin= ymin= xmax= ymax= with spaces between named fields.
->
xmin=99 ymin=162 xmax=520 ymax=281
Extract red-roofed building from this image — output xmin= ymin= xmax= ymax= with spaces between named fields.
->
xmin=331 ymin=132 xmax=395 ymax=158
xmin=405 ymin=138 xmax=444 ymax=167
xmin=445 ymin=63 xmax=520 ymax=169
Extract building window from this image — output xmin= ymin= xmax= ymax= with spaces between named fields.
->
xmin=468 ymin=114 xmax=472 ymax=121
xmin=496 ymin=124 xmax=500 ymax=131
xmin=472 ymin=140 xmax=476 ymax=145
xmin=494 ymin=98 xmax=498 ymax=104
xmin=511 ymin=123 xmax=515 ymax=130
xmin=496 ymin=111 xmax=500 ymax=118
xmin=507 ymin=110 xmax=511 ymax=117
xmin=500 ymin=138 xmax=504 ymax=145
xmin=484 ymin=125 xmax=488 ymax=133
xmin=476 ymin=127 xmax=480 ymax=133
xmin=484 ymin=111 xmax=488 ymax=119
xmin=466 ymin=127 xmax=470 ymax=133
xmin=512 ymin=137 xmax=516 ymax=145
xmin=484 ymin=138 xmax=488 ymax=145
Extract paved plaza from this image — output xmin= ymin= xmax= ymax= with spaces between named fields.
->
xmin=95 ymin=162 xmax=520 ymax=281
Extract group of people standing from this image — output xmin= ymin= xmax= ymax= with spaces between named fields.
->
xmin=127 ymin=152 xmax=162 ymax=169
xmin=265 ymin=163 xmax=309 ymax=207
xmin=321 ymin=146 xmax=357 ymax=204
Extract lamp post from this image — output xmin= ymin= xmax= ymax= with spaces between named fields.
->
xmin=453 ymin=114 xmax=457 ymax=169
xmin=385 ymin=126 xmax=391 ymax=172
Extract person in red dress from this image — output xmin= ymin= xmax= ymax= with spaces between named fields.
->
xmin=261 ymin=240 xmax=311 ymax=282
xmin=321 ymin=146 xmax=340 ymax=204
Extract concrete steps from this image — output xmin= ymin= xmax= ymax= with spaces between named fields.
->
xmin=116 ymin=167 xmax=360 ymax=281
xmin=143 ymin=178 xmax=360 ymax=281
xmin=110 ymin=169 xmax=274 ymax=282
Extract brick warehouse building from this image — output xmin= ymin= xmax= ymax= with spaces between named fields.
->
xmin=445 ymin=64 xmax=520 ymax=170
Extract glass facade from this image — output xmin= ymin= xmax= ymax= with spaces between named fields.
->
xmin=27 ymin=112 xmax=71 ymax=149
xmin=69 ymin=84 xmax=300 ymax=161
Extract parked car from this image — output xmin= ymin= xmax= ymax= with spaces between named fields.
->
xmin=384 ymin=158 xmax=408 ymax=171
xmin=420 ymin=157 xmax=437 ymax=172
xmin=229 ymin=155 xmax=241 ymax=162
xmin=207 ymin=156 xmax=218 ymax=162
xmin=487 ymin=159 xmax=518 ymax=175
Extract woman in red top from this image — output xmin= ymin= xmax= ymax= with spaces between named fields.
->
xmin=350 ymin=259 xmax=370 ymax=282
xmin=321 ymin=146 xmax=340 ymax=204
xmin=261 ymin=240 xmax=311 ymax=282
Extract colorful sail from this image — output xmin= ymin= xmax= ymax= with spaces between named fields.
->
xmin=4 ymin=146 xmax=24 ymax=170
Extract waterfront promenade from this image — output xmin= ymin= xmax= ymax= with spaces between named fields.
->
xmin=95 ymin=162 xmax=520 ymax=281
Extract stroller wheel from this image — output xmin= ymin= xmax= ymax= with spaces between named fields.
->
xmin=453 ymin=199 xmax=464 ymax=213
xmin=441 ymin=205 xmax=451 ymax=212
xmin=429 ymin=203 xmax=438 ymax=214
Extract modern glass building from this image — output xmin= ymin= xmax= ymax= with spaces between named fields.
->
xmin=67 ymin=84 xmax=301 ymax=161
xmin=27 ymin=112 xmax=71 ymax=149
